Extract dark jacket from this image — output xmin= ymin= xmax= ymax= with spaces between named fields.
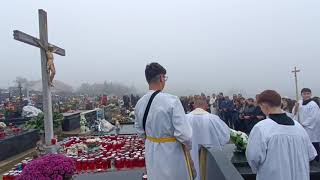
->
xmin=221 ymin=99 xmax=235 ymax=112
xmin=242 ymin=105 xmax=256 ymax=119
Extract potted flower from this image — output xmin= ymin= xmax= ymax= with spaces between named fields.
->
xmin=230 ymin=129 xmax=248 ymax=153
xmin=24 ymin=112 xmax=64 ymax=136
xmin=85 ymin=137 xmax=102 ymax=148
xmin=0 ymin=122 xmax=6 ymax=130
xmin=80 ymin=114 xmax=89 ymax=133
xmin=17 ymin=154 xmax=75 ymax=180
xmin=66 ymin=143 xmax=88 ymax=156
xmin=0 ymin=122 xmax=6 ymax=139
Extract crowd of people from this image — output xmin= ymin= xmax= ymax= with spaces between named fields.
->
xmin=180 ymin=92 xmax=320 ymax=135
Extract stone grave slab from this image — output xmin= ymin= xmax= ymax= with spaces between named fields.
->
xmin=0 ymin=130 xmax=39 ymax=161
xmin=62 ymin=111 xmax=81 ymax=131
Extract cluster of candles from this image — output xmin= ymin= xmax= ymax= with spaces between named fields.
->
xmin=2 ymin=158 xmax=32 ymax=180
xmin=0 ymin=130 xmax=5 ymax=139
xmin=0 ymin=124 xmax=22 ymax=140
xmin=11 ymin=128 xmax=22 ymax=135
xmin=8 ymin=124 xmax=22 ymax=134
xmin=1 ymin=135 xmax=146 ymax=179
xmin=62 ymin=135 xmax=146 ymax=173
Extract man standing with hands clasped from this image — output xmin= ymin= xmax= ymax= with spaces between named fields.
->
xmin=135 ymin=62 xmax=196 ymax=180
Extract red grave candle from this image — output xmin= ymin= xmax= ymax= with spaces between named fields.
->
xmin=90 ymin=158 xmax=96 ymax=172
xmin=0 ymin=131 xmax=5 ymax=139
xmin=101 ymin=157 xmax=108 ymax=170
xmin=2 ymin=173 xmax=9 ymax=180
xmin=51 ymin=138 xmax=57 ymax=145
xmin=76 ymin=159 xmax=82 ymax=173
xmin=125 ymin=157 xmax=130 ymax=168
xmin=82 ymin=159 xmax=88 ymax=172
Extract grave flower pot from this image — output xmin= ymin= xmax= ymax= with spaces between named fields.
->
xmin=17 ymin=154 xmax=76 ymax=180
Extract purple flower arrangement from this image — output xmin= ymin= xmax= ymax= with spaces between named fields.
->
xmin=17 ymin=154 xmax=75 ymax=180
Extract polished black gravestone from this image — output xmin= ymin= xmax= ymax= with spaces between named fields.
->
xmin=226 ymin=144 xmax=320 ymax=180
xmin=202 ymin=144 xmax=320 ymax=180
xmin=0 ymin=129 xmax=39 ymax=161
xmin=62 ymin=112 xmax=81 ymax=131
xmin=2 ymin=117 xmax=32 ymax=126
xmin=201 ymin=145 xmax=244 ymax=180
xmin=62 ymin=110 xmax=99 ymax=132
xmin=82 ymin=109 xmax=98 ymax=127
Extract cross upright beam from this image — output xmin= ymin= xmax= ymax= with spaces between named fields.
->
xmin=13 ymin=9 xmax=66 ymax=146
xmin=292 ymin=66 xmax=301 ymax=122
xmin=292 ymin=66 xmax=300 ymax=101
xmin=38 ymin=9 xmax=54 ymax=147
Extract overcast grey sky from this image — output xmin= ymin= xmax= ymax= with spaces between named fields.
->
xmin=1 ymin=0 xmax=319 ymax=97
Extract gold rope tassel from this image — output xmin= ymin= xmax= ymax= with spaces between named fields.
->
xmin=182 ymin=145 xmax=194 ymax=180
xmin=199 ymin=147 xmax=207 ymax=180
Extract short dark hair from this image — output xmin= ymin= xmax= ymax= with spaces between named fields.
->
xmin=301 ymin=88 xmax=312 ymax=94
xmin=247 ymin=98 xmax=254 ymax=102
xmin=257 ymin=90 xmax=281 ymax=107
xmin=145 ymin=62 xmax=166 ymax=83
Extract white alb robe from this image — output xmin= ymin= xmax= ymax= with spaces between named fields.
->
xmin=293 ymin=100 xmax=320 ymax=142
xmin=186 ymin=108 xmax=230 ymax=180
xmin=135 ymin=91 xmax=192 ymax=180
xmin=209 ymin=97 xmax=217 ymax=115
xmin=246 ymin=119 xmax=317 ymax=180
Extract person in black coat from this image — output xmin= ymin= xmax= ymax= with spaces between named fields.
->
xmin=220 ymin=96 xmax=235 ymax=128
xmin=239 ymin=98 xmax=256 ymax=134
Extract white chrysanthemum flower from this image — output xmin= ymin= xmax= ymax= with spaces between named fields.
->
xmin=0 ymin=122 xmax=6 ymax=128
xmin=241 ymin=133 xmax=248 ymax=140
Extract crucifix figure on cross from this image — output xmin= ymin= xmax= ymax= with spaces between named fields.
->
xmin=13 ymin=9 xmax=66 ymax=146
xmin=36 ymin=40 xmax=58 ymax=87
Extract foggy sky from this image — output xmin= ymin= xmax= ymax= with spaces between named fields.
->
xmin=1 ymin=0 xmax=320 ymax=97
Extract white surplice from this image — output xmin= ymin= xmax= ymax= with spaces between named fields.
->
xmin=186 ymin=108 xmax=230 ymax=180
xmin=209 ymin=97 xmax=217 ymax=115
xmin=135 ymin=91 xmax=192 ymax=180
xmin=293 ymin=100 xmax=320 ymax=142
xmin=246 ymin=119 xmax=317 ymax=180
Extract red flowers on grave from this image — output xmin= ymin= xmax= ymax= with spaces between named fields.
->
xmin=17 ymin=154 xmax=76 ymax=180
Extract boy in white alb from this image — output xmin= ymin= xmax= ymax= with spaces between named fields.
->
xmin=293 ymin=88 xmax=320 ymax=161
xmin=246 ymin=90 xmax=316 ymax=180
xmin=135 ymin=63 xmax=195 ymax=180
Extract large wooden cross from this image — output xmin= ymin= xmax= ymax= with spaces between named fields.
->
xmin=13 ymin=9 xmax=65 ymax=146
xmin=292 ymin=66 xmax=301 ymax=122
xmin=292 ymin=67 xmax=300 ymax=102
